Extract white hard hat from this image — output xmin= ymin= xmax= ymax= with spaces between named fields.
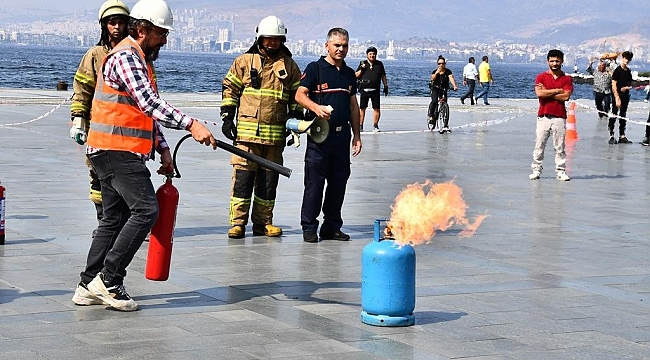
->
xmin=130 ymin=0 xmax=174 ymax=30
xmin=98 ymin=0 xmax=130 ymax=24
xmin=256 ymin=16 xmax=287 ymax=40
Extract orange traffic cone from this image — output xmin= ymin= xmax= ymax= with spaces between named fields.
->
xmin=566 ymin=101 xmax=578 ymax=141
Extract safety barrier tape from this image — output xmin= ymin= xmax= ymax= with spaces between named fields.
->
xmin=0 ymin=95 xmax=72 ymax=127
xmin=360 ymin=113 xmax=526 ymax=135
xmin=0 ymin=95 xmax=525 ymax=133
xmin=573 ymin=100 xmax=649 ymax=127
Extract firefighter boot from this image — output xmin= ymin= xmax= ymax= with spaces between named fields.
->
xmin=227 ymin=225 xmax=245 ymax=239
xmin=253 ymin=224 xmax=283 ymax=237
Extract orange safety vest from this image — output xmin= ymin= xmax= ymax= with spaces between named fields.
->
xmin=88 ymin=37 xmax=157 ymax=155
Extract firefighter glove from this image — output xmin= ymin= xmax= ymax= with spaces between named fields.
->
xmin=220 ymin=107 xmax=237 ymax=141
xmin=70 ymin=116 xmax=88 ymax=145
xmin=383 ymin=86 xmax=389 ymax=96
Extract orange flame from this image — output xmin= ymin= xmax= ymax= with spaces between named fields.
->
xmin=387 ymin=180 xmax=487 ymax=246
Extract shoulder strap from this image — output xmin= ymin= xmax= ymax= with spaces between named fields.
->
xmin=317 ymin=61 xmax=322 ymax=105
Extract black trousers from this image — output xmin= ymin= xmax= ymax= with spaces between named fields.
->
xmin=593 ymin=91 xmax=611 ymax=117
xmin=609 ymin=92 xmax=630 ymax=136
xmin=300 ymin=129 xmax=351 ymax=235
xmin=428 ymin=88 xmax=447 ymax=119
xmin=83 ymin=151 xmax=158 ymax=286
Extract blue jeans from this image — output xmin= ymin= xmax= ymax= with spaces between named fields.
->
xmin=460 ymin=79 xmax=476 ymax=104
xmin=475 ymin=82 xmax=490 ymax=104
xmin=82 ymin=151 xmax=158 ymax=286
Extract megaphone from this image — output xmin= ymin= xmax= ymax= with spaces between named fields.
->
xmin=286 ymin=106 xmax=331 ymax=147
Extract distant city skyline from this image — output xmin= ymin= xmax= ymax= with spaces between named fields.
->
xmin=2 ymin=0 xmax=649 ymax=48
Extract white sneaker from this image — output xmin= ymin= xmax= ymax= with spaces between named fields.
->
xmin=529 ymin=171 xmax=541 ymax=180
xmin=373 ymin=127 xmax=380 ymax=133
xmin=88 ymin=273 xmax=138 ymax=311
xmin=556 ymin=171 xmax=570 ymax=181
xmin=644 ymin=99 xmax=648 ymax=103
xmin=71 ymin=281 xmax=104 ymax=306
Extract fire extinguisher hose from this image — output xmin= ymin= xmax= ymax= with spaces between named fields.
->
xmin=172 ymin=134 xmax=292 ymax=178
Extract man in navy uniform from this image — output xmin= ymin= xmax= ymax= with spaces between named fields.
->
xmin=294 ymin=27 xmax=362 ymax=243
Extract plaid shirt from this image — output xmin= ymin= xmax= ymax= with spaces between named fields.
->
xmin=87 ymin=40 xmax=194 ymax=158
xmin=593 ymin=70 xmax=612 ymax=94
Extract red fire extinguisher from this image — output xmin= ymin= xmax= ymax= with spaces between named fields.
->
xmin=0 ymin=181 xmax=6 ymax=245
xmin=145 ymin=169 xmax=179 ymax=281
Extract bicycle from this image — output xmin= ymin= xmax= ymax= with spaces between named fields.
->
xmin=427 ymin=89 xmax=452 ymax=133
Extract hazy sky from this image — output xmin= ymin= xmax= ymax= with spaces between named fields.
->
xmin=8 ymin=0 xmax=114 ymax=13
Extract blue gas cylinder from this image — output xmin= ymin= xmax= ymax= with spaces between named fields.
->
xmin=361 ymin=219 xmax=415 ymax=326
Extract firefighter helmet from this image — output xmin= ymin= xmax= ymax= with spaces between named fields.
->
xmin=256 ymin=16 xmax=287 ymax=41
xmin=130 ymin=0 xmax=174 ymax=30
xmin=98 ymin=0 xmax=130 ymax=24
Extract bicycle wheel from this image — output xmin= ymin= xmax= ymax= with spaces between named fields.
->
xmin=438 ymin=103 xmax=450 ymax=132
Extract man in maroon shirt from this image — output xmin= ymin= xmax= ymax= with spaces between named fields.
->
xmin=529 ymin=49 xmax=574 ymax=181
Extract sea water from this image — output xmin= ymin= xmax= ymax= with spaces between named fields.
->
xmin=1 ymin=43 xmax=648 ymax=101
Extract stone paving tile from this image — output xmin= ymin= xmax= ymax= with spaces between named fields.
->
xmin=502 ymin=347 xmax=626 ymax=360
xmin=347 ymin=338 xmax=447 ymax=360
xmin=384 ymin=331 xmax=497 ymax=358
xmin=236 ymin=339 xmax=362 ymax=359
xmin=290 ymin=351 xmax=393 ymax=360
xmin=156 ymin=332 xmax=284 ymax=352
xmin=138 ymin=348 xmax=259 ymax=360
xmin=547 ymin=330 xmax=650 ymax=356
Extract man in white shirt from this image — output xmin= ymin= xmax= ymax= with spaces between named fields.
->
xmin=460 ymin=57 xmax=478 ymax=105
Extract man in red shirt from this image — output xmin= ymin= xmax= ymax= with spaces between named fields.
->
xmin=529 ymin=49 xmax=574 ymax=181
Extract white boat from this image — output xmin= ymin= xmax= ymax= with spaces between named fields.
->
xmin=385 ymin=40 xmax=396 ymax=61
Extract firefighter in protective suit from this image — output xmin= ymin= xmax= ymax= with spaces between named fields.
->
xmin=70 ymin=0 xmax=130 ymax=223
xmin=221 ymin=15 xmax=302 ymax=239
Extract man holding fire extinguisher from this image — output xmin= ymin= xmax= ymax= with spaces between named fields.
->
xmin=70 ymin=0 xmax=134 ymax=307
xmin=74 ymin=0 xmax=217 ymax=312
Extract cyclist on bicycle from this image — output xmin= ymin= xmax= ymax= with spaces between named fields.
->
xmin=428 ymin=55 xmax=458 ymax=132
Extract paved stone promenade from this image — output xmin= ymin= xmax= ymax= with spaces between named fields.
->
xmin=1 ymin=89 xmax=649 ymax=359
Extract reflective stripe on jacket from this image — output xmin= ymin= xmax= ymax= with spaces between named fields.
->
xmin=71 ymin=46 xmax=110 ymax=118
xmin=88 ymin=38 xmax=157 ymax=155
xmin=222 ymin=45 xmax=302 ymax=146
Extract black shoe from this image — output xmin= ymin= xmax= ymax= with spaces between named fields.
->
xmin=618 ymin=136 xmax=632 ymax=144
xmin=641 ymin=137 xmax=650 ymax=146
xmin=320 ymin=230 xmax=350 ymax=241
xmin=608 ymin=136 xmax=617 ymax=145
xmin=484 ymin=102 xmax=490 ymax=105
xmin=303 ymin=231 xmax=319 ymax=243
xmin=460 ymin=98 xmax=465 ymax=105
